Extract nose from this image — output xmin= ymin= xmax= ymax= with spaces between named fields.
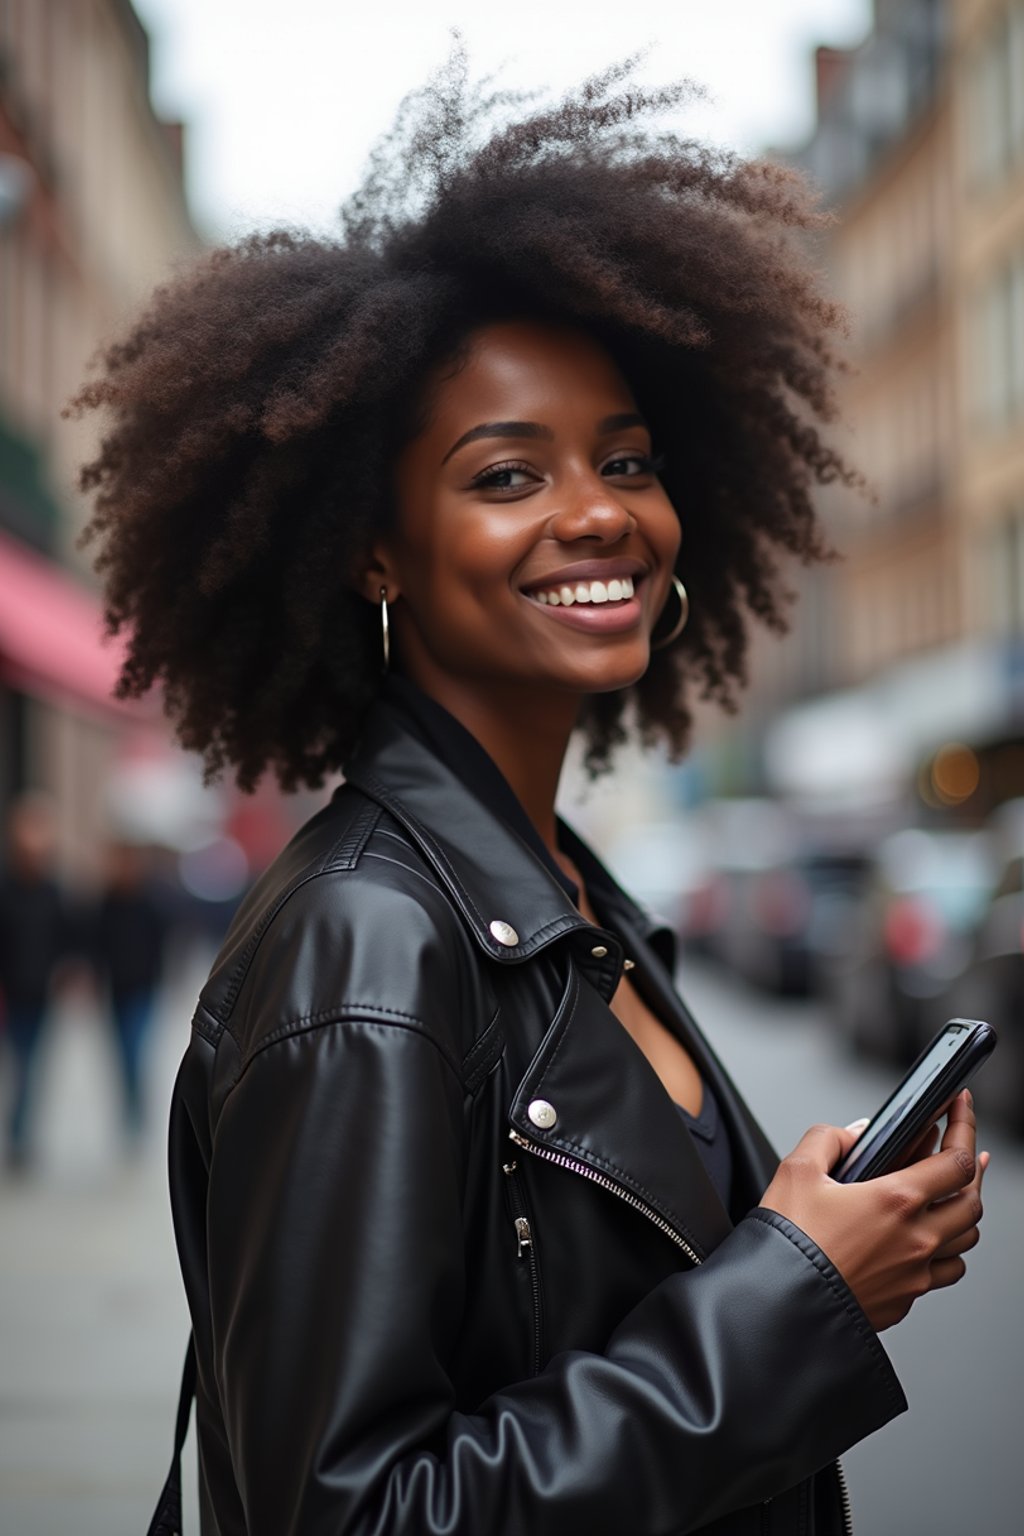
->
xmin=547 ymin=469 xmax=636 ymax=544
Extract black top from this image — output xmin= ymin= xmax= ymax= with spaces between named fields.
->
xmin=383 ymin=675 xmax=733 ymax=1209
xmin=677 ymin=1085 xmax=732 ymax=1206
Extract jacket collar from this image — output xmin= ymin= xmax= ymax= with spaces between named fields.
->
xmin=344 ymin=696 xmax=630 ymax=983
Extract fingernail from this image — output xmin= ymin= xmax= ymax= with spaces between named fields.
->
xmin=845 ymin=1117 xmax=870 ymax=1133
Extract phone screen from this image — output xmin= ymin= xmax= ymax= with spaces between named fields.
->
xmin=856 ymin=1022 xmax=966 ymax=1153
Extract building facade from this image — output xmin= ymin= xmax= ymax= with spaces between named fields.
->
xmin=0 ymin=0 xmax=200 ymax=871
xmin=700 ymin=0 xmax=1024 ymax=818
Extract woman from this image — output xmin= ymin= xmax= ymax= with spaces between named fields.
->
xmin=75 ymin=57 xmax=985 ymax=1536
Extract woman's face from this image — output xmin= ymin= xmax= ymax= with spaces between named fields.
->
xmin=380 ymin=319 xmax=682 ymax=709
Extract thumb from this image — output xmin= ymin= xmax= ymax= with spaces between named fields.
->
xmin=789 ymin=1120 xmax=864 ymax=1173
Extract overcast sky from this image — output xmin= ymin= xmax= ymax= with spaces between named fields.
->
xmin=133 ymin=0 xmax=872 ymax=240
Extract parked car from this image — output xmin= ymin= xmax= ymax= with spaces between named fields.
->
xmin=927 ymin=801 xmax=1024 ymax=1134
xmin=824 ymin=827 xmax=995 ymax=1063
xmin=681 ymin=800 xmax=871 ymax=997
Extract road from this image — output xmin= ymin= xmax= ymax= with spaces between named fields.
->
xmin=1 ymin=952 xmax=1020 ymax=1534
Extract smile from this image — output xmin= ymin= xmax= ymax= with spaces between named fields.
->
xmin=521 ymin=572 xmax=647 ymax=635
xmin=529 ymin=575 xmax=636 ymax=607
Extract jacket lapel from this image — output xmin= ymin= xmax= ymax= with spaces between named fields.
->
xmin=509 ymin=965 xmax=733 ymax=1261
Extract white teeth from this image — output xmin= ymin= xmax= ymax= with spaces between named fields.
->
xmin=530 ymin=575 xmax=639 ymax=606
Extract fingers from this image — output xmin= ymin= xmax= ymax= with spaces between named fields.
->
xmin=932 ymin=1223 xmax=981 ymax=1260
xmin=890 ymin=1091 xmax=977 ymax=1203
xmin=932 ymin=1143 xmax=988 ymax=1259
xmin=940 ymin=1090 xmax=977 ymax=1159
xmin=929 ymin=1255 xmax=968 ymax=1290
xmin=890 ymin=1141 xmax=976 ymax=1205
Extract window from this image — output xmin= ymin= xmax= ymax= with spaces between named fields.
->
xmin=966 ymin=1 xmax=1024 ymax=189
xmin=971 ymin=247 xmax=1024 ymax=427
xmin=986 ymin=505 xmax=1024 ymax=635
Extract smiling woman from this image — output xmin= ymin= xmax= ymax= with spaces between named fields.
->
xmin=71 ymin=45 xmax=986 ymax=1536
xmin=70 ymin=49 xmax=856 ymax=792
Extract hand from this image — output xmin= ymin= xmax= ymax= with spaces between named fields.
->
xmin=761 ymin=1091 xmax=988 ymax=1331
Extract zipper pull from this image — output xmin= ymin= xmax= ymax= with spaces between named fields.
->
xmin=514 ymin=1216 xmax=533 ymax=1258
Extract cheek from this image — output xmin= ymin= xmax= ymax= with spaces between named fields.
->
xmin=652 ymin=496 xmax=682 ymax=564
xmin=419 ymin=511 xmax=532 ymax=600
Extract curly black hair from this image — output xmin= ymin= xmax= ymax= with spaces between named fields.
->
xmin=70 ymin=47 xmax=856 ymax=792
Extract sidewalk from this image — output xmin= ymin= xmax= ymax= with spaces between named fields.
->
xmin=0 ymin=963 xmax=206 ymax=1535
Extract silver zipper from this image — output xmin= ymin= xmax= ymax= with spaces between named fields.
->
xmin=503 ymin=1159 xmax=544 ymax=1374
xmin=835 ymin=1456 xmax=853 ymax=1535
xmin=508 ymin=1129 xmax=703 ymax=1267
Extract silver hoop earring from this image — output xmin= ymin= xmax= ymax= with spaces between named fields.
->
xmin=651 ymin=576 xmax=689 ymax=651
xmin=379 ymin=586 xmax=390 ymax=672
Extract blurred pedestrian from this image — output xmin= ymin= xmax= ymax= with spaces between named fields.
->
xmin=90 ymin=840 xmax=169 ymax=1149
xmin=0 ymin=793 xmax=74 ymax=1171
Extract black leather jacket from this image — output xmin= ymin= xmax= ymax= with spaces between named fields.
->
xmin=167 ymin=697 xmax=907 ymax=1535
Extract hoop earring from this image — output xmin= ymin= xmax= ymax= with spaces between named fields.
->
xmin=379 ymin=586 xmax=390 ymax=671
xmin=651 ymin=576 xmax=689 ymax=651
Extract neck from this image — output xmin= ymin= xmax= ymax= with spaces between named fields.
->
xmin=400 ymin=671 xmax=578 ymax=854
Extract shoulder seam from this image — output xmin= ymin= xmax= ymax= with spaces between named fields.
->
xmin=212 ymin=799 xmax=382 ymax=1022
xmin=236 ymin=1006 xmax=466 ymax=1086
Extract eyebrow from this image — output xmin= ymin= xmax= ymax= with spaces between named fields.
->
xmin=441 ymin=412 xmax=648 ymax=466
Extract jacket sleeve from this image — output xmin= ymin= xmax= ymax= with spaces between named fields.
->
xmin=204 ymin=999 xmax=906 ymax=1535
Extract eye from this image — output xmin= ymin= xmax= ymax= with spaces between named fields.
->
xmin=602 ymin=451 xmax=665 ymax=478
xmin=471 ymin=460 xmax=539 ymax=492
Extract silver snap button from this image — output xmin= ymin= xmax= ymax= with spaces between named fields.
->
xmin=528 ymin=1098 xmax=558 ymax=1130
xmin=590 ymin=944 xmax=608 ymax=958
xmin=489 ymin=919 xmax=520 ymax=947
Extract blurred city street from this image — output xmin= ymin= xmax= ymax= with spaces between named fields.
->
xmin=0 ymin=955 xmax=207 ymax=1536
xmin=2 ymin=950 xmax=1021 ymax=1535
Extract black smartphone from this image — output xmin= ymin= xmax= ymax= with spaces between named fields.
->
xmin=832 ymin=1018 xmax=997 ymax=1183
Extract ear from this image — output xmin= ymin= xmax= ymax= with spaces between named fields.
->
xmin=355 ymin=544 xmax=399 ymax=605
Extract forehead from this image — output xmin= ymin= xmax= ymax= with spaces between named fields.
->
xmin=426 ymin=320 xmax=637 ymax=426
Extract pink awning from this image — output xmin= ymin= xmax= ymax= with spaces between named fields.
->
xmin=0 ymin=529 xmax=142 ymax=720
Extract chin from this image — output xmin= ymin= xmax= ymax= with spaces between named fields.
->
xmin=561 ymin=651 xmax=652 ymax=696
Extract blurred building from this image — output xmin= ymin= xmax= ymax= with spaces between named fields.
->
xmin=0 ymin=0 xmax=200 ymax=873
xmin=699 ymin=0 xmax=1024 ymax=823
xmin=955 ymin=0 xmax=1024 ymax=707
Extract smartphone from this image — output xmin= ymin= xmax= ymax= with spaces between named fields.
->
xmin=832 ymin=1018 xmax=997 ymax=1183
